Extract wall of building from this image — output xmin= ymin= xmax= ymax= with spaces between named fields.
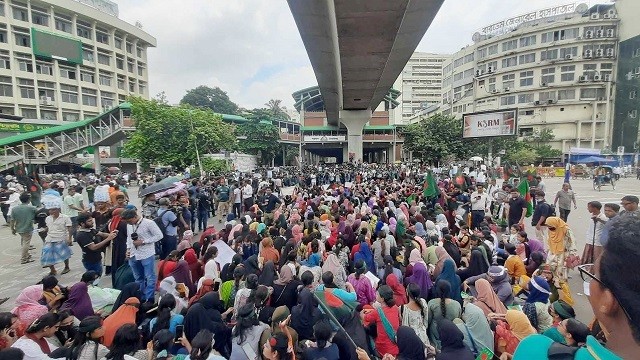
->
xmin=0 ymin=0 xmax=155 ymax=122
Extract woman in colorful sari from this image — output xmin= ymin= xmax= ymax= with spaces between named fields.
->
xmin=493 ymin=309 xmax=536 ymax=357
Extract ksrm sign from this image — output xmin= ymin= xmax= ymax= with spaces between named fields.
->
xmin=462 ymin=109 xmax=517 ymax=138
xmin=303 ymin=135 xmax=346 ymax=143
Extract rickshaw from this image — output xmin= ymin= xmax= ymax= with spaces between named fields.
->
xmin=593 ymin=165 xmax=616 ymax=191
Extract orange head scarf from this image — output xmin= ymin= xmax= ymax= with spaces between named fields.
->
xmin=102 ymin=297 xmax=139 ymax=347
xmin=545 ymin=217 xmax=568 ymax=255
xmin=474 ymin=278 xmax=508 ymax=316
xmin=506 ymin=309 xmax=536 ymax=340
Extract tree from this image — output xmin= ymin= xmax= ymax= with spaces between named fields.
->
xmin=123 ymin=97 xmax=237 ymax=169
xmin=264 ymin=99 xmax=290 ymax=120
xmin=236 ymin=108 xmax=281 ymax=165
xmin=525 ymin=129 xmax=562 ymax=160
xmin=180 ymin=86 xmax=239 ymax=115
xmin=508 ymin=148 xmax=538 ymax=165
xmin=401 ymin=114 xmax=472 ymax=163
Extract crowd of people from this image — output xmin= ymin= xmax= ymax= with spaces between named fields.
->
xmin=0 ymin=162 xmax=638 ymax=360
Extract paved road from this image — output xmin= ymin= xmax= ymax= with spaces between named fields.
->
xmin=0 ymin=178 xmax=636 ymax=321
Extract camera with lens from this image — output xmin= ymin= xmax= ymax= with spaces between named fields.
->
xmin=170 ymin=205 xmax=185 ymax=214
xmin=131 ymin=233 xmax=139 ymax=241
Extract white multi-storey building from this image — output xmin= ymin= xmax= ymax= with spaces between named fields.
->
xmin=392 ymin=52 xmax=449 ymax=123
xmin=0 ymin=0 xmax=156 ymax=123
xmin=439 ymin=3 xmax=621 ymax=152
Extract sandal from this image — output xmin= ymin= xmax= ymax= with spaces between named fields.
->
xmin=61 ymin=268 xmax=70 ymax=274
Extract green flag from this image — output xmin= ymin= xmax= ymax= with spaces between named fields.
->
xmin=517 ymin=179 xmax=533 ymax=217
xmin=406 ymin=193 xmax=416 ymax=205
xmin=423 ymin=171 xmax=439 ymax=198
xmin=475 ymin=348 xmax=495 ymax=360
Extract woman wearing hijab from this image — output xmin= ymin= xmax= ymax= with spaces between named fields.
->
xmin=544 ymin=217 xmax=578 ymax=287
xmin=523 ymin=276 xmax=553 ymax=333
xmin=111 ymin=282 xmax=141 ymax=314
xmin=435 ymin=259 xmax=462 ymax=304
xmin=457 ymin=249 xmax=489 ymax=282
xmin=442 ymin=235 xmax=461 ymax=268
xmin=102 ymin=297 xmax=139 ymax=347
xmin=427 ymin=280 xmax=462 ymax=349
xmin=260 ymin=237 xmax=280 ymax=264
xmin=184 ymin=294 xmax=231 ymax=357
xmin=542 ymin=300 xmax=576 ymax=344
xmin=396 ymin=326 xmax=426 ymax=360
xmin=386 ymin=274 xmax=407 ymax=306
xmin=455 ymin=302 xmax=494 ymax=355
xmin=322 ymin=253 xmax=347 ymax=289
xmin=108 ymin=207 xmax=129 ymax=287
xmin=405 ymin=260 xmax=433 ymax=300
xmin=436 ymin=319 xmax=474 ymax=360
xmin=243 ymin=254 xmax=261 ymax=276
xmin=272 ymin=252 xmax=301 ymax=310
xmin=415 ymin=222 xmax=428 ymax=239
xmin=425 ymin=220 xmax=441 ymax=239
xmin=12 ymin=285 xmax=49 ymax=329
xmin=183 ymin=247 xmax=202 ymax=283
xmin=189 ymin=278 xmax=214 ymax=307
xmin=58 ymin=280 xmax=94 ymax=321
xmin=433 ymin=247 xmax=452 ymax=279
xmin=525 ymin=251 xmax=545 ymax=277
xmin=291 ymin=287 xmax=321 ymax=341
xmin=494 ymin=309 xmax=536 ymax=356
xmin=258 ymin=261 xmax=277 ymax=287
xmin=348 ymin=260 xmax=376 ymax=306
xmin=472 ymin=278 xmax=508 ymax=316
xmin=167 ymin=259 xmax=195 ymax=296
xmin=220 ymin=253 xmax=242 ymax=283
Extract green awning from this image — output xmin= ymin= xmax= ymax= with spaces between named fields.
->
xmin=364 ymin=125 xmax=396 ymax=130
xmin=300 ymin=126 xmax=340 ymax=131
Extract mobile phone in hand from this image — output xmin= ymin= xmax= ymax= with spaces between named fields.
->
xmin=174 ymin=325 xmax=184 ymax=343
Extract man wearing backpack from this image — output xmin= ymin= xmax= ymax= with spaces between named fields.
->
xmin=532 ymin=191 xmax=553 ymax=246
xmin=156 ymin=198 xmax=183 ymax=259
xmin=215 ymin=180 xmax=231 ymax=223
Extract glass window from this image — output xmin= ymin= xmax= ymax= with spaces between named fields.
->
xmin=520 ymin=35 xmax=536 ymax=47
xmin=0 ymin=54 xmax=10 ymax=69
xmin=16 ymin=58 xmax=32 ymax=72
xmin=99 ymin=73 xmax=112 ymax=86
xmin=82 ymin=49 xmax=94 ymax=63
xmin=559 ymin=47 xmax=578 ymax=58
xmin=114 ymin=37 xmax=122 ymax=49
xmin=14 ymin=33 xmax=29 ymax=47
xmin=500 ymin=95 xmax=516 ymax=105
xmin=60 ymin=84 xmax=78 ymax=103
xmin=116 ymin=57 xmax=124 ymax=70
xmin=60 ymin=67 xmax=76 ymax=80
xmin=539 ymin=91 xmax=556 ymax=101
xmin=561 ymin=65 xmax=575 ymax=82
xmin=0 ymin=75 xmax=12 ymax=97
xmin=82 ymin=93 xmax=97 ymax=106
xmin=541 ymin=49 xmax=558 ymax=61
xmin=541 ymin=68 xmax=555 ymax=84
xmin=19 ymin=86 xmax=35 ymax=99
xmin=520 ymin=71 xmax=534 ymax=87
xmin=502 ymin=74 xmax=515 ymax=89
xmin=558 ymin=89 xmax=576 ymax=100
xmin=518 ymin=93 xmax=534 ymax=103
xmin=40 ymin=110 xmax=57 ymax=120
xmin=55 ymin=17 xmax=72 ymax=33
xmin=31 ymin=11 xmax=48 ymax=26
xmin=97 ymin=53 xmax=110 ymax=66
xmin=35 ymin=61 xmax=53 ymax=75
xmin=502 ymin=56 xmax=517 ymax=68
xmin=96 ymin=31 xmax=109 ymax=45
xmin=77 ymin=25 xmax=92 ymax=40
xmin=21 ymin=108 xmax=36 ymax=118
xmin=12 ymin=6 xmax=27 ymax=21
xmin=502 ymin=39 xmax=518 ymax=52
xmin=80 ymin=71 xmax=94 ymax=83
xmin=488 ymin=44 xmax=498 ymax=55
xmin=126 ymin=42 xmax=132 ymax=54
xmin=519 ymin=53 xmax=535 ymax=65
xmin=62 ymin=112 xmax=79 ymax=121
xmin=580 ymin=88 xmax=605 ymax=99
xmin=477 ymin=47 xmax=487 ymax=60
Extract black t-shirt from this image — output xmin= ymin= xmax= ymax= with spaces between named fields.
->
xmin=260 ymin=194 xmax=281 ymax=213
xmin=508 ymin=196 xmax=527 ymax=223
xmin=75 ymin=229 xmax=102 ymax=263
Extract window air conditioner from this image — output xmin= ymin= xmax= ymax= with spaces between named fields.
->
xmin=585 ymin=30 xmax=594 ymax=38
xmin=504 ymin=87 xmax=511 ymax=92
xmin=596 ymin=30 xmax=604 ymax=38
xmin=596 ymin=49 xmax=604 ymax=57
xmin=488 ymin=66 xmax=495 ymax=73
xmin=547 ymin=99 xmax=555 ymax=104
xmin=534 ymin=100 xmax=541 ymax=105
xmin=579 ymin=75 xmax=588 ymax=82
xmin=584 ymin=49 xmax=593 ymax=58
xmin=607 ymin=29 xmax=615 ymax=37
xmin=604 ymin=74 xmax=612 ymax=81
xmin=606 ymin=48 xmax=615 ymax=57
xmin=593 ymin=75 xmax=602 ymax=81
xmin=565 ymin=54 xmax=573 ymax=60
xmin=590 ymin=13 xmax=600 ymax=20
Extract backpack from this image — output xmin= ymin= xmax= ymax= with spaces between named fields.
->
xmin=153 ymin=210 xmax=171 ymax=237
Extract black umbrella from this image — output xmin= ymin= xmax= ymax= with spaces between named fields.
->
xmin=138 ymin=182 xmax=177 ymax=197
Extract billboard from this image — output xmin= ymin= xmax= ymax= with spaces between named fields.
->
xmin=462 ymin=109 xmax=517 ymax=138
xmin=31 ymin=28 xmax=83 ymax=65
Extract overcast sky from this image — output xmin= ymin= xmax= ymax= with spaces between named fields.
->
xmin=116 ymin=0 xmax=601 ymax=110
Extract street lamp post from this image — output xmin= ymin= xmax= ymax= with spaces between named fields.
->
xmin=188 ymin=110 xmax=204 ymax=177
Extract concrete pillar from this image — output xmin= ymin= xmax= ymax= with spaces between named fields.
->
xmin=341 ymin=109 xmax=371 ymax=163
xmin=94 ymin=150 xmax=101 ymax=175
xmin=342 ymin=144 xmax=348 ymax=164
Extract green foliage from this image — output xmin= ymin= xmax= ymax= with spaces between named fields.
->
xmin=234 ymin=108 xmax=285 ymax=165
xmin=508 ymin=148 xmax=539 ymax=165
xmin=264 ymin=99 xmax=290 ymax=120
xmin=180 ymin=85 xmax=239 ymax=115
xmin=191 ymin=158 xmax=229 ymax=177
xmin=123 ymin=97 xmax=237 ymax=169
xmin=524 ymin=129 xmax=562 ymax=160
xmin=401 ymin=114 xmax=472 ymax=163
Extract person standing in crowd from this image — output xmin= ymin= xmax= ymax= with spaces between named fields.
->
xmin=157 ymin=198 xmax=182 ymax=259
xmin=531 ymin=191 xmax=552 ymax=245
xmin=507 ymin=187 xmax=527 ymax=229
xmin=62 ymin=186 xmax=85 ymax=236
xmin=121 ymin=208 xmax=163 ymax=304
xmin=242 ymin=179 xmax=254 ymax=212
xmin=259 ymin=187 xmax=281 ymax=226
xmin=74 ymin=213 xmax=117 ymax=276
xmin=10 ymin=193 xmax=36 ymax=264
xmin=553 ymin=183 xmax=577 ymax=222
xmin=41 ymin=197 xmax=73 ymax=276
xmin=619 ymin=195 xmax=640 ymax=217
xmin=232 ymin=181 xmax=242 ymax=219
xmin=581 ymin=201 xmax=607 ymax=265
xmin=470 ymin=184 xmax=489 ymax=230
xmin=599 ymin=203 xmax=620 ymax=247
xmin=215 ymin=180 xmax=231 ymax=223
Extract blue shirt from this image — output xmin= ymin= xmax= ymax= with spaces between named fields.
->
xmin=149 ymin=314 xmax=184 ymax=334
xmin=158 ymin=208 xmax=178 ymax=236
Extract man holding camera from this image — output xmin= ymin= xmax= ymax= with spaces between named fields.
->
xmin=121 ymin=208 xmax=163 ymax=303
xmin=470 ymin=184 xmax=489 ymax=230
xmin=157 ymin=198 xmax=184 ymax=259
xmin=75 ymin=213 xmax=118 ymax=276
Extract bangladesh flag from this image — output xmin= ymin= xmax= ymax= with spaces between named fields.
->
xmin=454 ymin=167 xmax=466 ymax=190
xmin=423 ymin=171 xmax=439 ymax=199
xmin=475 ymin=348 xmax=495 ymax=360
xmin=406 ymin=193 xmax=416 ymax=205
xmin=517 ymin=179 xmax=533 ymax=217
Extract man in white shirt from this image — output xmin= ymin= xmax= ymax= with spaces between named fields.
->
xmin=121 ymin=208 xmax=163 ymax=303
xmin=241 ymin=180 xmax=253 ymax=212
xmin=470 ymin=184 xmax=490 ymax=230
xmin=586 ymin=201 xmax=608 ymax=262
xmin=232 ymin=182 xmax=242 ymax=218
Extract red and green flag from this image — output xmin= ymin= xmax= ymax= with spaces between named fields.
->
xmin=454 ymin=167 xmax=467 ymax=190
xmin=517 ymin=179 xmax=533 ymax=217
xmin=475 ymin=348 xmax=495 ymax=360
xmin=406 ymin=193 xmax=416 ymax=205
xmin=423 ymin=171 xmax=439 ymax=199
